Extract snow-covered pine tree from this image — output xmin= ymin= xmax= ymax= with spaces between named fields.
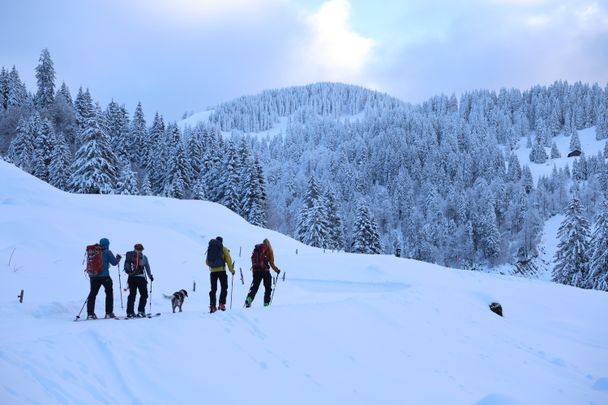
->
xmin=7 ymin=117 xmax=35 ymax=172
xmin=506 ymin=153 xmax=522 ymax=182
xmin=569 ymin=129 xmax=581 ymax=152
xmin=220 ymin=142 xmax=241 ymax=212
xmin=7 ymin=66 xmax=29 ymax=109
xmin=57 ymin=82 xmax=73 ymax=106
xmin=553 ymin=197 xmax=591 ymax=288
xmin=32 ymin=117 xmax=57 ymax=182
xmin=105 ymin=101 xmax=131 ymax=161
xmin=587 ymin=199 xmax=608 ymax=290
xmin=186 ymin=129 xmax=204 ymax=186
xmin=34 ymin=48 xmax=55 ymax=109
xmin=147 ymin=114 xmax=167 ymax=192
xmin=162 ymin=141 xmax=191 ymax=199
xmin=68 ymin=117 xmax=118 ymax=194
xmin=351 ymin=201 xmax=382 ymax=254
xmin=140 ymin=173 xmax=153 ymax=196
xmin=0 ymin=68 xmax=7 ymax=110
xmin=521 ymin=165 xmax=534 ymax=193
xmin=301 ymin=198 xmax=330 ymax=248
xmin=48 ymin=131 xmax=72 ymax=190
xmin=529 ymin=133 xmax=548 ymax=164
xmin=192 ymin=176 xmax=207 ymax=200
xmin=129 ymin=102 xmax=147 ymax=166
xmin=115 ymin=161 xmax=139 ymax=195
xmin=296 ymin=175 xmax=322 ymax=242
xmin=74 ymin=88 xmax=95 ymax=147
xmin=596 ymin=89 xmax=608 ymax=140
xmin=324 ymin=187 xmax=344 ymax=250
xmin=550 ymin=142 xmax=561 ymax=159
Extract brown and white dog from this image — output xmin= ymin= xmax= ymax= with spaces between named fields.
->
xmin=163 ymin=289 xmax=188 ymax=313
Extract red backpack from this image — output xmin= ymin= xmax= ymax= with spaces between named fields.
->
xmin=85 ymin=244 xmax=103 ymax=276
xmin=251 ymin=243 xmax=269 ymax=270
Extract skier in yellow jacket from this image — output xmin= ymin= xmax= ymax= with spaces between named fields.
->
xmin=206 ymin=236 xmax=235 ymax=313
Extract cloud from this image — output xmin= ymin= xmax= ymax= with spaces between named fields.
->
xmin=369 ymin=0 xmax=608 ymax=103
xmin=290 ymin=0 xmax=375 ymax=83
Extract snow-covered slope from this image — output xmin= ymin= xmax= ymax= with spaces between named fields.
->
xmin=1 ymin=160 xmax=607 ymax=405
xmin=514 ymin=127 xmax=605 ymax=182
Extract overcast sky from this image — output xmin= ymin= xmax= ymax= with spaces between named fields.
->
xmin=1 ymin=0 xmax=607 ymax=120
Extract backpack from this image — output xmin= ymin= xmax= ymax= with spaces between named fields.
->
xmin=85 ymin=244 xmax=103 ymax=276
xmin=206 ymin=239 xmax=225 ymax=268
xmin=251 ymin=243 xmax=268 ymax=270
xmin=124 ymin=250 xmax=144 ymax=275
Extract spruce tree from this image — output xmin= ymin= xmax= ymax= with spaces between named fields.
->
xmin=529 ymin=133 xmax=547 ymax=164
xmin=7 ymin=117 xmax=35 ymax=172
xmin=220 ymin=143 xmax=241 ymax=212
xmin=0 ymin=67 xmax=7 ymax=110
xmin=130 ymin=102 xmax=147 ymax=166
xmin=569 ymin=129 xmax=581 ymax=152
xmin=49 ymin=132 xmax=72 ymax=191
xmin=140 ymin=174 xmax=153 ymax=196
xmin=506 ymin=153 xmax=522 ymax=182
xmin=296 ymin=176 xmax=322 ymax=241
xmin=351 ymin=201 xmax=382 ymax=254
xmin=550 ymin=142 xmax=561 ymax=159
xmin=68 ymin=117 xmax=118 ymax=194
xmin=35 ymin=48 xmax=55 ymax=109
xmin=162 ymin=142 xmax=192 ymax=199
xmin=587 ymin=199 xmax=608 ymax=291
xmin=7 ymin=66 xmax=29 ymax=108
xmin=74 ymin=88 xmax=96 ymax=148
xmin=32 ymin=118 xmax=57 ymax=181
xmin=116 ymin=162 xmax=139 ymax=195
xmin=324 ymin=188 xmax=345 ymax=250
xmin=553 ymin=197 xmax=591 ymax=287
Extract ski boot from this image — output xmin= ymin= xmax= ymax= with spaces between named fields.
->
xmin=87 ymin=313 xmax=98 ymax=320
xmin=245 ymin=296 xmax=253 ymax=308
xmin=219 ymin=303 xmax=226 ymax=311
xmin=105 ymin=313 xmax=116 ymax=319
xmin=209 ymin=305 xmax=217 ymax=313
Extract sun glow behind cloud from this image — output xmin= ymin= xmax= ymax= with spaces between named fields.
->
xmin=293 ymin=0 xmax=375 ymax=83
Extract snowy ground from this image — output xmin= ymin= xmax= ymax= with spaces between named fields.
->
xmin=1 ymin=160 xmax=608 ymax=404
xmin=513 ymin=127 xmax=604 ymax=182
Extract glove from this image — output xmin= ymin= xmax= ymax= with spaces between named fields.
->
xmin=231 ymin=270 xmax=235 ymax=275
xmin=150 ymin=275 xmax=154 ymax=282
xmin=116 ymin=254 xmax=122 ymax=261
xmin=275 ymin=268 xmax=281 ymax=275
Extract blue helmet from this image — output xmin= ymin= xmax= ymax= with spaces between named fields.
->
xmin=99 ymin=238 xmax=110 ymax=248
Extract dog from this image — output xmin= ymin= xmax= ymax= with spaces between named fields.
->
xmin=163 ymin=289 xmax=188 ymax=313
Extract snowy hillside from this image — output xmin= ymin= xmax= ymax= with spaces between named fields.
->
xmin=1 ymin=161 xmax=608 ymax=404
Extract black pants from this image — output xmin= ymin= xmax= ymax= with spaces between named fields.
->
xmin=247 ymin=271 xmax=272 ymax=304
xmin=87 ymin=276 xmax=113 ymax=315
xmin=127 ymin=277 xmax=148 ymax=314
xmin=209 ymin=271 xmax=228 ymax=307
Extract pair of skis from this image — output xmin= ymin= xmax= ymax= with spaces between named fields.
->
xmin=74 ymin=313 xmax=161 ymax=321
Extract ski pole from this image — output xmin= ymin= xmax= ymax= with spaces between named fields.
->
xmin=149 ymin=278 xmax=153 ymax=314
xmin=270 ymin=270 xmax=280 ymax=304
xmin=117 ymin=259 xmax=123 ymax=309
xmin=230 ymin=271 xmax=234 ymax=310
xmin=75 ymin=297 xmax=88 ymax=320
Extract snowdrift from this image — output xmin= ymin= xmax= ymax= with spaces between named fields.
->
xmin=0 ymin=160 xmax=607 ymax=405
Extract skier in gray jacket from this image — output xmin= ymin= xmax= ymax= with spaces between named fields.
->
xmin=124 ymin=243 xmax=154 ymax=318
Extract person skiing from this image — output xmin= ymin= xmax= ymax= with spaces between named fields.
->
xmin=124 ymin=243 xmax=154 ymax=318
xmin=245 ymin=238 xmax=280 ymax=308
xmin=206 ymin=236 xmax=235 ymax=313
xmin=87 ymin=238 xmax=121 ymax=319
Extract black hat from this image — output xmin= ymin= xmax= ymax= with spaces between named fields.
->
xmin=216 ymin=236 xmax=223 ymax=243
xmin=134 ymin=243 xmax=144 ymax=251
